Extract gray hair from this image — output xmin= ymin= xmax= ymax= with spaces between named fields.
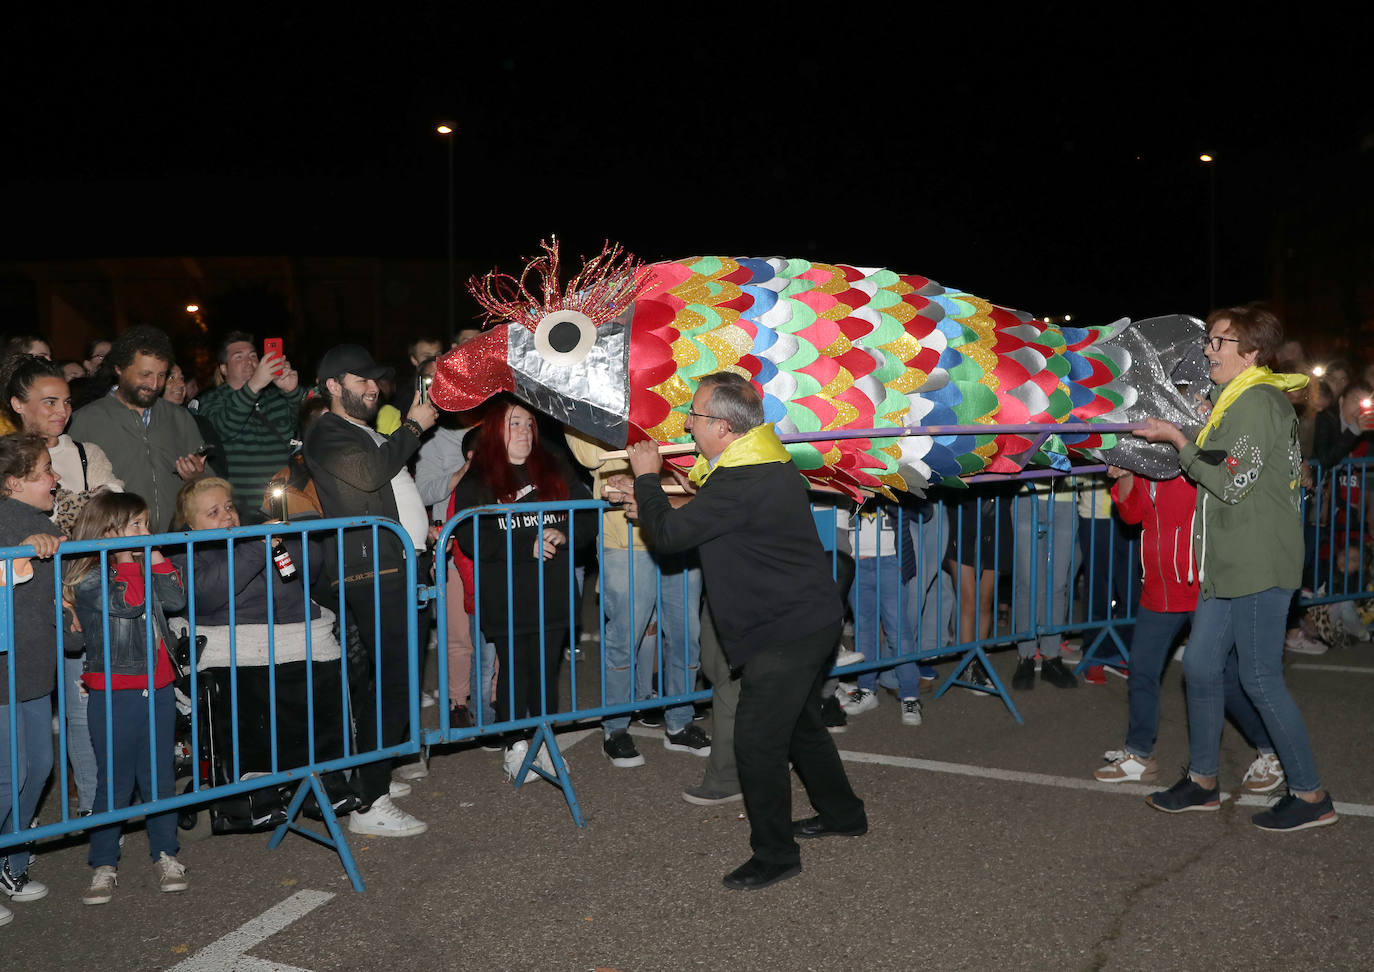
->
xmin=697 ymin=372 xmax=763 ymax=434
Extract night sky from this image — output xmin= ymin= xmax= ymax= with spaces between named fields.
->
xmin=7 ymin=7 xmax=1370 ymax=335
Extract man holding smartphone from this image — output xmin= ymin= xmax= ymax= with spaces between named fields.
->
xmin=193 ymin=331 xmax=304 ymax=515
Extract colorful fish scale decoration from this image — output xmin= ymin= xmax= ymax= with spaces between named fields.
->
xmin=626 ymin=257 xmax=1129 ymax=493
xmin=440 ymin=243 xmax=1157 ymax=499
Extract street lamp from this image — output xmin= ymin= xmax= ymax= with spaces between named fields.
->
xmin=1200 ymin=153 xmax=1216 ymax=309
xmin=437 ymin=123 xmax=456 ymax=341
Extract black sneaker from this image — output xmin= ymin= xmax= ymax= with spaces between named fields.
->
xmin=449 ymin=704 xmax=472 ymax=729
xmin=1040 ymin=657 xmax=1078 ymax=689
xmin=821 ymin=695 xmax=848 ymax=733
xmin=664 ymin=724 xmax=712 ymax=756
xmin=1252 ymin=792 xmax=1338 ymax=832
xmin=635 ymin=711 xmax=665 ymax=729
xmin=602 ymin=730 xmax=645 ymax=768
xmin=1011 ymin=656 xmax=1036 ymax=691
xmin=1147 ymin=773 xmax=1220 ymax=813
xmin=964 ymin=658 xmax=994 ymax=695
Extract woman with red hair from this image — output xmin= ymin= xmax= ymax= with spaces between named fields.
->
xmin=450 ymin=396 xmax=592 ymax=777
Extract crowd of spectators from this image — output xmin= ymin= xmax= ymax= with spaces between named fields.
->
xmin=0 ymin=307 xmax=1366 ymax=921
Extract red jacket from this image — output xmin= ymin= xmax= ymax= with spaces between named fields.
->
xmin=1111 ymin=474 xmax=1199 ymax=614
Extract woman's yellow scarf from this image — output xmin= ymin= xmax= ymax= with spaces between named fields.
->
xmin=1197 ymin=365 xmax=1308 ymax=446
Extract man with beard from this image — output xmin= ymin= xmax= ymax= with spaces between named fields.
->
xmin=304 ymin=344 xmax=436 ymax=838
xmin=69 ymin=325 xmax=205 ymax=531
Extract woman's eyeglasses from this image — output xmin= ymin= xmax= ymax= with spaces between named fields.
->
xmin=1202 ymin=335 xmax=1241 ymax=352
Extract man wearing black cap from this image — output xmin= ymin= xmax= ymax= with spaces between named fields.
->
xmin=304 ymin=344 xmax=437 ymax=838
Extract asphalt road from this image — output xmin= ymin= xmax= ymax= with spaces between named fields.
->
xmin=12 ymin=640 xmax=1372 ymax=971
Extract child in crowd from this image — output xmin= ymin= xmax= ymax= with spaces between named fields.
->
xmin=64 ymin=491 xmax=189 ymax=905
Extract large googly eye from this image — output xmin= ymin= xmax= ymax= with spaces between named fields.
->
xmin=534 ymin=310 xmax=598 ymax=365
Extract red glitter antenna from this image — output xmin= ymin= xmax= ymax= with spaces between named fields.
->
xmin=467 ymin=237 xmax=657 ymax=333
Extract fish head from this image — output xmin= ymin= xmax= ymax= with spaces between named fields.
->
xmin=430 ymin=302 xmax=636 ymax=447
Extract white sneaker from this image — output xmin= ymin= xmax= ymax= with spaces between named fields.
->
xmin=1283 ymin=632 xmax=1327 ymax=655
xmin=1094 ymin=749 xmax=1158 ymax=784
xmin=1242 ymin=751 xmax=1285 ymax=793
xmin=420 ymin=691 xmax=437 ymax=709
xmin=154 ymin=853 xmax=189 ymax=894
xmin=833 ymin=681 xmax=857 ymax=703
xmin=82 ymin=866 xmax=117 ymax=906
xmin=503 ymin=740 xmax=530 ymax=781
xmin=900 ymin=697 xmax=923 ymax=726
xmin=394 ymin=756 xmax=429 ymax=780
xmin=531 ymin=742 xmax=563 ymax=777
xmin=348 ymin=795 xmax=428 ymax=837
xmin=835 ymin=649 xmax=864 ymax=667
xmin=0 ymin=864 xmax=47 ymax=902
xmin=389 ymin=779 xmax=412 ymax=799
xmin=840 ymin=687 xmax=879 ymax=715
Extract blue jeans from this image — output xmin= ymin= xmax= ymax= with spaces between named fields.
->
xmin=87 ymin=685 xmax=179 ymax=868
xmin=850 ymin=556 xmax=920 ymax=698
xmin=908 ymin=515 xmax=954 ymax=655
xmin=0 ymin=697 xmax=53 ymax=876
xmin=1014 ymin=495 xmax=1078 ymax=659
xmin=1123 ymin=607 xmax=1274 ymax=759
xmin=1184 ymin=589 xmax=1322 ymax=791
xmin=600 ymin=547 xmax=702 ymax=735
xmin=64 ymin=656 xmax=99 ymax=813
xmin=1077 ymin=516 xmax=1137 ymax=658
xmin=469 ymin=622 xmax=497 ymax=725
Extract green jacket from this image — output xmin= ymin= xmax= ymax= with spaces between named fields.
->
xmin=1179 ymin=376 xmax=1304 ymax=599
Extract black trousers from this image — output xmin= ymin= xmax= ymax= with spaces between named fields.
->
xmin=734 ymin=619 xmax=866 ymax=866
xmin=491 ymin=627 xmax=567 ymax=724
xmin=344 ymin=574 xmax=415 ymax=804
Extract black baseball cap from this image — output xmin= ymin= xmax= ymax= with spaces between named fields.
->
xmin=316 ymin=344 xmax=394 ymax=384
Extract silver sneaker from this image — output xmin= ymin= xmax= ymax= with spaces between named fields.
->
xmin=900 ymin=697 xmax=924 ymax=727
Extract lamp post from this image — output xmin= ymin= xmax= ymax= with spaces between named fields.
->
xmin=1200 ymin=153 xmax=1216 ymax=309
xmin=437 ymin=123 xmax=456 ymax=342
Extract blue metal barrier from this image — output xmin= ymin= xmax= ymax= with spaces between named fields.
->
xmin=6 ymin=456 xmax=1369 ymax=884
xmin=0 ymin=516 xmax=421 ymax=893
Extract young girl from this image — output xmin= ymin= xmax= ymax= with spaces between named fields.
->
xmin=0 ymin=434 xmax=64 ymax=922
xmin=64 ymin=492 xmax=189 ymax=905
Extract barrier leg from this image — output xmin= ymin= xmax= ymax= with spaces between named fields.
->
xmin=933 ymin=646 xmax=1023 ymax=724
xmin=266 ymin=772 xmax=366 ymax=893
xmin=1075 ymin=626 xmax=1131 ymax=674
xmin=516 ymin=721 xmax=585 ymax=828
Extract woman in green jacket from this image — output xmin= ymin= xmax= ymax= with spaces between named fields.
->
xmin=1137 ymin=304 xmax=1335 ymax=832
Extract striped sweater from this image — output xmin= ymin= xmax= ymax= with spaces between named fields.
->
xmin=194 ymin=383 xmax=305 ymax=510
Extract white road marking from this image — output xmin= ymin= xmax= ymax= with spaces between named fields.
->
xmin=1290 ymin=664 xmax=1374 ymax=675
xmin=836 ymin=750 xmax=1374 ymax=818
xmin=168 ymin=889 xmax=334 ymax=972
xmin=623 ymin=721 xmax=1374 ymax=818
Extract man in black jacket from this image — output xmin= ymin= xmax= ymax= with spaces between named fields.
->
xmin=304 ymin=344 xmax=436 ymax=838
xmin=625 ymin=372 xmax=866 ymax=891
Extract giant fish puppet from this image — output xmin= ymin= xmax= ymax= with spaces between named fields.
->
xmin=430 ymin=240 xmax=1209 ymax=496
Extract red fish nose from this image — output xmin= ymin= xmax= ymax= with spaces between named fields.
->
xmin=430 ymin=327 xmax=515 ymax=411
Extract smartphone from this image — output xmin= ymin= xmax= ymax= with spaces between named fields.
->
xmin=263 ymin=337 xmax=284 ymax=376
xmin=416 ymin=372 xmax=432 ymax=403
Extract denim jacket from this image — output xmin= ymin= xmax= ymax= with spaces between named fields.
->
xmin=74 ymin=561 xmax=187 ymax=678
